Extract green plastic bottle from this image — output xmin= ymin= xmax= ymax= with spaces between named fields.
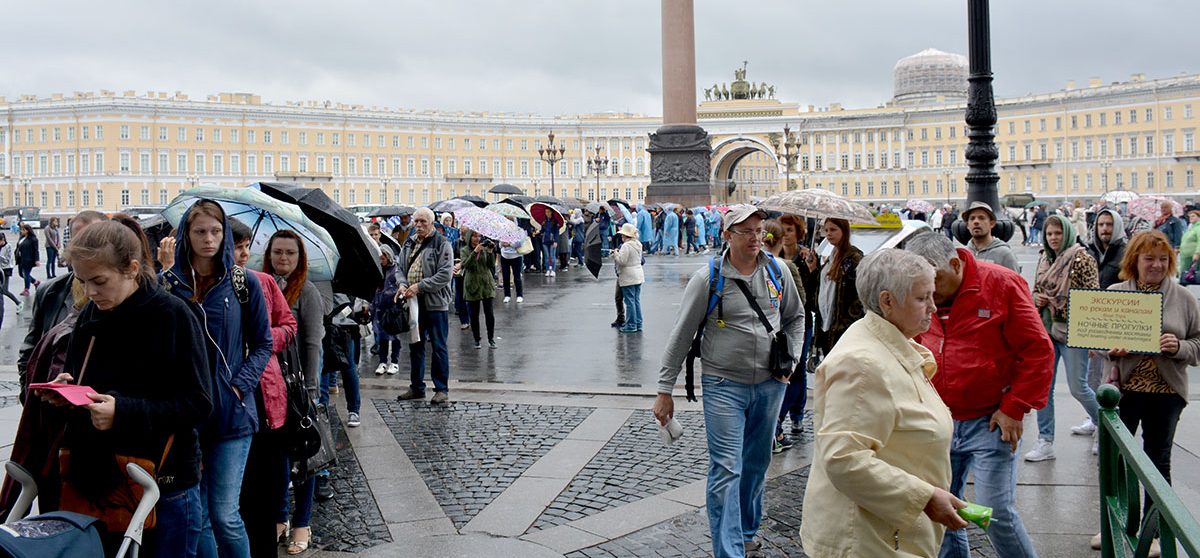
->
xmin=957 ymin=502 xmax=993 ymax=530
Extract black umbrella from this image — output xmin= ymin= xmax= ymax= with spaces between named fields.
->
xmin=534 ymin=195 xmax=565 ymax=205
xmin=508 ymin=195 xmax=535 ymax=206
xmin=490 ymin=183 xmax=524 ymax=195
xmin=368 ymin=205 xmax=415 ymax=218
xmin=584 ymin=222 xmax=604 ymax=279
xmin=607 ymin=199 xmax=632 ymax=212
xmin=428 ymin=198 xmax=476 ymax=213
xmin=254 ymin=182 xmax=384 ymax=299
xmin=455 ymin=195 xmax=489 ymax=208
xmin=585 ymin=202 xmax=604 ymax=215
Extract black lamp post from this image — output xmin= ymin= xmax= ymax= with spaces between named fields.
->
xmin=773 ymin=124 xmax=799 ymax=192
xmin=538 ymin=131 xmax=566 ymax=201
xmin=586 ymin=146 xmax=609 ymax=200
xmin=954 ymin=0 xmax=1013 ymax=243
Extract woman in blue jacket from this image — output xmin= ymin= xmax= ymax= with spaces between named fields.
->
xmin=163 ymin=199 xmax=273 ymax=558
xmin=541 ymin=214 xmax=560 ymax=277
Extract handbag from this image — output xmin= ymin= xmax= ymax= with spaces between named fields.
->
xmin=732 ymin=279 xmax=795 ymax=379
xmin=57 ymin=435 xmax=174 ymax=532
xmin=1184 ymin=262 xmax=1198 ymax=285
xmin=301 ymin=404 xmax=338 ymax=478
xmin=279 ymin=340 xmax=338 ymax=479
xmin=379 ymin=299 xmax=410 ymax=336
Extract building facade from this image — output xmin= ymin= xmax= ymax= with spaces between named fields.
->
xmin=3 ymin=50 xmax=1198 ymax=216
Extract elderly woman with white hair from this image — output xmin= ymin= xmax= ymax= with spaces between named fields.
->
xmin=801 ymin=248 xmax=967 ymax=558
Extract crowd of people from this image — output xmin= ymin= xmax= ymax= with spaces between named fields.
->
xmin=0 ymin=189 xmax=1197 ymax=557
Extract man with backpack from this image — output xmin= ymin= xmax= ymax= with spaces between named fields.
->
xmin=653 ymin=204 xmax=805 ymax=558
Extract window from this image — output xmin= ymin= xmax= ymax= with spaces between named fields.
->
xmin=195 ymin=128 xmax=204 ymax=142
xmin=1085 ymin=140 xmax=1093 ymax=159
xmin=1084 ymin=114 xmax=1092 ymax=128
xmin=1145 ymin=136 xmax=1154 ymax=155
xmin=120 ymin=152 xmax=130 ymax=172
xmin=332 ymin=133 xmax=340 ymax=146
xmin=1023 ymin=120 xmax=1031 ymax=133
xmin=82 ymin=126 xmax=89 ymax=140
xmin=1131 ymin=172 xmax=1139 ymax=190
xmin=1165 ymin=106 xmax=1174 ymax=120
xmin=421 ymin=159 xmax=429 ymax=176
xmin=230 ymin=129 xmax=239 ymax=143
xmin=1070 ymin=116 xmax=1078 ymax=129
xmin=121 ymin=189 xmax=130 ymax=206
xmin=1165 ymin=134 xmax=1175 ymax=153
xmin=1055 ymin=117 xmax=1062 ymax=131
xmin=1039 ymin=118 xmax=1047 ymax=132
xmin=1146 ymin=109 xmax=1153 ymax=122
xmin=1166 ymin=170 xmax=1174 ymax=189
xmin=1147 ymin=171 xmax=1155 ymax=190
xmin=265 ymin=155 xmax=275 ymax=174
xmin=1008 ymin=145 xmax=1016 ymax=161
xmin=212 ymin=129 xmax=221 ymax=143
xmin=95 ymin=189 xmax=103 ymax=207
xmin=1005 ymin=123 xmax=1014 ymax=135
xmin=1129 ymin=110 xmax=1137 ymax=124
xmin=139 ymin=153 xmax=150 ymax=172
xmin=159 ymin=153 xmax=168 ymax=174
xmin=195 ymin=154 xmax=205 ymax=173
xmin=263 ymin=131 xmax=272 ymax=144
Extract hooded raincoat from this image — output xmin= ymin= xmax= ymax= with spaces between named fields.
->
xmin=163 ymin=206 xmax=273 ymax=441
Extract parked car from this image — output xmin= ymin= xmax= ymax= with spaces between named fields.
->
xmin=816 ymin=217 xmax=932 ymax=259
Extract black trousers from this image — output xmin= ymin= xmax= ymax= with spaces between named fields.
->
xmin=467 ymin=298 xmax=495 ymax=342
xmin=614 ymin=282 xmax=625 ymax=323
xmin=501 ymin=257 xmax=523 ymax=297
xmin=1119 ymin=390 xmax=1186 ymax=514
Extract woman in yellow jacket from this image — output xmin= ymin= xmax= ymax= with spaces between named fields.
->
xmin=801 ymin=248 xmax=967 ymax=557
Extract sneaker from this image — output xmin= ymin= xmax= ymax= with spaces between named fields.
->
xmin=1023 ymin=439 xmax=1056 ymax=462
xmin=619 ymin=326 xmax=639 ymax=333
xmin=488 ymin=339 xmax=497 ymax=349
xmin=776 ymin=434 xmax=795 ymax=451
xmin=430 ymin=392 xmax=449 ymax=405
xmin=15 ymin=301 xmax=24 ymax=313
xmin=386 ymin=363 xmax=400 ymax=375
xmin=516 ymin=296 xmax=523 ymax=303
xmin=374 ymin=363 xmax=387 ymax=376
xmin=610 ymin=320 xmax=624 ymax=328
xmin=550 ymin=270 xmax=556 ymax=277
xmin=1090 ymin=533 xmax=1102 ymax=550
xmin=396 ymin=388 xmax=425 ymax=401
xmin=460 ymin=323 xmax=470 ymax=330
xmin=347 ymin=412 xmax=361 ymax=427
xmin=314 ymin=475 xmax=334 ymax=502
xmin=544 ymin=271 xmax=550 ymax=277
xmin=503 ymin=296 xmax=511 ymax=303
xmin=772 ymin=438 xmax=784 ymax=454
xmin=474 ymin=341 xmax=481 ymax=349
xmin=1071 ymin=418 xmax=1097 ymax=436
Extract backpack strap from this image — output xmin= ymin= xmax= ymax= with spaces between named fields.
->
xmin=231 ymin=265 xmax=249 ymax=305
xmin=685 ymin=256 xmax=724 ymax=402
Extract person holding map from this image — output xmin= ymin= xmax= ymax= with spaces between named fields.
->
xmin=1090 ymin=229 xmax=1200 ymax=552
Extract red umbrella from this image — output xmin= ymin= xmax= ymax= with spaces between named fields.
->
xmin=529 ymin=202 xmax=565 ymax=228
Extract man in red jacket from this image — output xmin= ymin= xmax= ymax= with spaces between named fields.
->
xmin=906 ymin=232 xmax=1053 ymax=558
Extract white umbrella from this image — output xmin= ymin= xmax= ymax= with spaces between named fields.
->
xmin=754 ymin=188 xmax=876 ymax=225
xmin=1102 ymin=190 xmax=1139 ymax=204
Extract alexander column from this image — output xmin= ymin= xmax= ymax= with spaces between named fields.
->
xmin=646 ymin=0 xmax=712 ymax=207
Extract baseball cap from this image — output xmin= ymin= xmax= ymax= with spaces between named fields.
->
xmin=723 ymin=204 xmax=769 ymax=231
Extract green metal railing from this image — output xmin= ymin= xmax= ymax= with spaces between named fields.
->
xmin=1097 ymin=384 xmax=1200 ymax=557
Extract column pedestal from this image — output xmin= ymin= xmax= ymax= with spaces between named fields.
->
xmin=646 ymin=124 xmax=713 ymax=207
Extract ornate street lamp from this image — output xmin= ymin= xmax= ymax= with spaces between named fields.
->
xmin=954 ymin=0 xmax=1013 ymax=243
xmin=586 ymin=146 xmax=609 ymax=201
xmin=773 ymin=124 xmax=799 ymax=192
xmin=538 ymin=131 xmax=566 ymax=202
xmin=1099 ymin=160 xmax=1112 ymax=193
xmin=19 ymin=176 xmax=31 ymax=207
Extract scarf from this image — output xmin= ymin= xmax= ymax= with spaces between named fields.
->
xmin=1155 ymin=213 xmax=1171 ymax=229
xmin=1034 ymin=214 xmax=1081 ymax=328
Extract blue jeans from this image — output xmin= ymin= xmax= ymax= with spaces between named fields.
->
xmin=620 ymin=284 xmax=642 ymax=330
xmin=197 ymin=435 xmax=253 ymax=558
xmin=321 ymin=332 xmax=361 ymax=414
xmin=702 ymin=374 xmax=786 ymax=558
xmin=287 ymin=475 xmax=319 ymax=529
xmin=939 ymin=416 xmax=1037 ymax=558
xmin=410 ymin=308 xmax=450 ymax=394
xmin=45 ymin=247 xmax=58 ymax=277
xmin=1035 ymin=340 xmax=1097 ymax=442
xmin=151 ymin=485 xmax=202 ymax=558
xmin=453 ymin=276 xmax=470 ymax=326
xmin=542 ymin=242 xmax=557 ymax=271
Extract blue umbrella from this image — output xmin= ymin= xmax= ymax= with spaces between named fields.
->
xmin=690 ymin=206 xmax=709 ymax=214
xmin=163 ymin=185 xmax=339 ymax=281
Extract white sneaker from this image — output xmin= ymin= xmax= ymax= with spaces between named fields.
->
xmin=503 ymin=296 xmax=511 ymax=303
xmin=544 ymin=271 xmax=549 ymax=277
xmin=1070 ymin=418 xmax=1097 ymax=436
xmin=550 ymin=270 xmax=556 ymax=277
xmin=347 ymin=412 xmax=361 ymax=428
xmin=386 ymin=363 xmax=400 ymax=375
xmin=1023 ymin=439 xmax=1056 ymax=462
xmin=516 ymin=296 xmax=523 ymax=303
xmin=375 ymin=363 xmax=387 ymax=376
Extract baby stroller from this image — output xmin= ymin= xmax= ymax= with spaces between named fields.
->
xmin=0 ymin=461 xmax=159 ymax=558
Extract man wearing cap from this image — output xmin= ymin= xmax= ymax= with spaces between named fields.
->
xmin=963 ymin=201 xmax=1020 ymax=273
xmin=654 ymin=204 xmax=804 ymax=558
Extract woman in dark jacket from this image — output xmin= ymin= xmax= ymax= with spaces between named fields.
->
xmin=163 ymin=199 xmax=273 ymax=558
xmin=16 ymin=223 xmax=40 ymax=296
xmin=36 ymin=218 xmax=212 ymax=557
xmin=458 ymin=230 xmax=498 ymax=348
xmin=263 ymin=230 xmax=325 ymax=555
xmin=541 ymin=215 xmax=559 ymax=277
xmin=801 ymin=218 xmax=864 ymax=354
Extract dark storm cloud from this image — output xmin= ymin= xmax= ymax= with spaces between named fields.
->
xmin=4 ymin=0 xmax=1198 ymax=115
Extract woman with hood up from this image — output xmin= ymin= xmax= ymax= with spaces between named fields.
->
xmin=662 ymin=208 xmax=680 ymax=256
xmin=1026 ymin=214 xmax=1100 ymax=463
xmin=162 ymin=199 xmax=273 ymax=558
xmin=372 ymin=244 xmax=403 ymax=374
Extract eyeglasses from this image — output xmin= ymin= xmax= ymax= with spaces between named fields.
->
xmin=728 ymin=228 xmax=767 ymax=238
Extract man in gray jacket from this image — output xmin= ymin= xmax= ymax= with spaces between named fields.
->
xmin=395 ymin=208 xmax=455 ymax=404
xmin=963 ymin=201 xmax=1020 ymax=273
xmin=653 ymin=205 xmax=804 ymax=558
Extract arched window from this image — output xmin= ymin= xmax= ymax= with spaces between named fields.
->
xmin=636 ymin=158 xmax=645 ymax=175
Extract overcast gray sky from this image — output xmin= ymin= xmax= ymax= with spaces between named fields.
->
xmin=5 ymin=1 xmax=1198 ymax=116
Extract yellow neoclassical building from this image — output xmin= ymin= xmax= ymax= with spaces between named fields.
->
xmin=3 ymin=49 xmax=1199 ymax=217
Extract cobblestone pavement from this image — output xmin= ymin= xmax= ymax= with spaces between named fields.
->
xmin=563 ymin=465 xmax=996 ymax=558
xmin=375 ymin=399 xmax=593 ymax=527
xmin=309 ymin=406 xmax=394 ymax=553
xmin=532 ymin=410 xmax=709 ymax=531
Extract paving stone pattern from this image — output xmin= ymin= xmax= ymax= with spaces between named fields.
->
xmin=532 ymin=410 xmax=709 ymax=531
xmin=308 ymin=406 xmax=394 ymax=553
xmin=375 ymin=399 xmax=593 ymax=527
xmin=564 ymin=465 xmax=996 ymax=558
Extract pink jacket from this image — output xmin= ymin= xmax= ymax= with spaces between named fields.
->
xmin=252 ymin=270 xmax=297 ymax=430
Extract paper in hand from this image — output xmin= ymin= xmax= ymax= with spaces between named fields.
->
xmin=28 ymin=383 xmax=99 ymax=406
xmin=658 ymin=417 xmax=684 ymax=446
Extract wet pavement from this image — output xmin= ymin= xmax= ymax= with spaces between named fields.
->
xmin=0 ymin=243 xmax=1198 ymax=557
